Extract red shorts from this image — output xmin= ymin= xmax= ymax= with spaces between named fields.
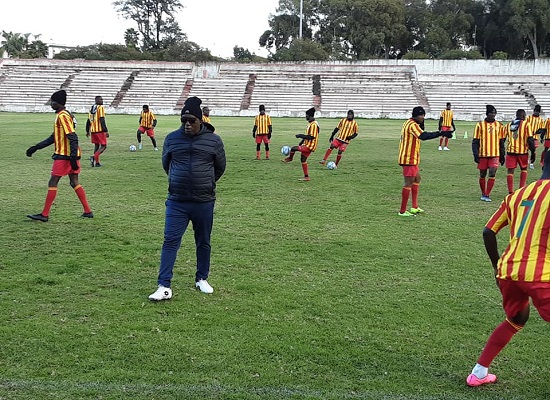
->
xmin=297 ymin=145 xmax=312 ymax=158
xmin=499 ymin=279 xmax=550 ymax=322
xmin=331 ymin=139 xmax=348 ymax=152
xmin=91 ymin=132 xmax=108 ymax=145
xmin=441 ymin=126 xmax=452 ymax=132
xmin=255 ymin=134 xmax=270 ymax=144
xmin=401 ymin=165 xmax=419 ymax=177
xmin=505 ymin=154 xmax=529 ymax=169
xmin=51 ymin=159 xmax=80 ymax=176
xmin=138 ymin=126 xmax=155 ymax=137
xmin=478 ymin=157 xmax=499 ymax=170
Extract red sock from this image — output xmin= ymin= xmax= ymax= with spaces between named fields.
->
xmin=256 ymin=150 xmax=260 ymax=159
xmin=94 ymin=152 xmax=100 ymax=164
xmin=266 ymin=150 xmax=270 ymax=159
xmin=478 ymin=319 xmax=522 ymax=368
xmin=323 ymin=148 xmax=332 ymax=162
xmin=411 ymin=182 xmax=420 ymax=209
xmin=439 ymin=137 xmax=444 ymax=146
xmin=444 ymin=137 xmax=449 ymax=147
xmin=74 ymin=184 xmax=92 ymax=213
xmin=519 ymin=170 xmax=527 ymax=188
xmin=288 ymin=151 xmax=295 ymax=161
xmin=335 ymin=154 xmax=342 ymax=166
xmin=400 ymin=187 xmax=411 ymax=213
xmin=506 ymin=174 xmax=514 ymax=194
xmin=486 ymin=177 xmax=496 ymax=196
xmin=479 ymin=178 xmax=486 ymax=195
xmin=42 ymin=187 xmax=58 ymax=217
xmin=301 ymin=161 xmax=309 ymax=177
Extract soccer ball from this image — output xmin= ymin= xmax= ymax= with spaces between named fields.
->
xmin=129 ymin=144 xmax=137 ymax=152
xmin=327 ymin=161 xmax=337 ymax=170
xmin=281 ymin=145 xmax=291 ymax=156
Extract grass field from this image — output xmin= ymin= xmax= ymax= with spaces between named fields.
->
xmin=0 ymin=112 xmax=548 ymax=400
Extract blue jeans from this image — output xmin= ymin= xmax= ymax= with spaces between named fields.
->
xmin=157 ymin=199 xmax=215 ymax=287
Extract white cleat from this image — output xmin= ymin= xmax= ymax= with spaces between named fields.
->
xmin=148 ymin=285 xmax=172 ymax=301
xmin=195 ymin=279 xmax=214 ymax=294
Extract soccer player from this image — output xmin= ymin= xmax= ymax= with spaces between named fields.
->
xmin=202 ymin=106 xmax=211 ymax=124
xmin=472 ymin=105 xmax=506 ymax=202
xmin=281 ymin=107 xmax=319 ymax=181
xmin=85 ymin=95 xmax=109 ymax=167
xmin=504 ymin=109 xmax=535 ymax=194
xmin=319 ymin=109 xmax=358 ymax=167
xmin=397 ymin=106 xmax=453 ymax=217
xmin=252 ymin=104 xmax=272 ymax=160
xmin=25 ymin=90 xmax=93 ymax=222
xmin=137 ymin=105 xmax=158 ymax=151
xmin=438 ymin=102 xmax=455 ymax=151
xmin=466 ymin=151 xmax=550 ymax=387
xmin=525 ymin=104 xmax=545 ymax=169
xmin=148 ymin=96 xmax=226 ymax=300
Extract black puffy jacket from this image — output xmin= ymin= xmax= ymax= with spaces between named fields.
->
xmin=162 ymin=122 xmax=226 ymax=202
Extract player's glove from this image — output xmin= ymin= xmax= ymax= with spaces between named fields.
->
xmin=329 ymin=135 xmax=334 ymax=143
xmin=70 ymin=157 xmax=79 ymax=171
xmin=268 ymin=133 xmax=271 ymax=139
xmin=252 ymin=132 xmax=255 ymax=138
xmin=499 ymin=155 xmax=505 ymax=166
xmin=296 ymin=134 xmax=305 ymax=139
xmin=26 ymin=146 xmax=38 ymax=157
xmin=530 ymin=152 xmax=536 ymax=164
xmin=473 ymin=155 xmax=480 ymax=164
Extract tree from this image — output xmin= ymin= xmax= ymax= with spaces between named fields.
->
xmin=506 ymin=0 xmax=550 ymax=58
xmin=1 ymin=31 xmax=47 ymax=58
xmin=271 ymin=38 xmax=329 ymax=61
xmin=113 ymin=0 xmax=186 ymax=51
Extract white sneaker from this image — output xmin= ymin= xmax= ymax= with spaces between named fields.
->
xmin=438 ymin=146 xmax=443 ymax=151
xmin=148 ymin=285 xmax=172 ymax=301
xmin=195 ymin=279 xmax=214 ymax=294
xmin=138 ymin=143 xmax=142 ymax=150
xmin=154 ymin=147 xmax=159 ymax=151
xmin=529 ymin=163 xmax=534 ymax=169
xmin=443 ymin=147 xmax=450 ymax=151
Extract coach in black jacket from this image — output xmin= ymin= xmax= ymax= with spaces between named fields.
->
xmin=149 ymin=96 xmax=226 ymax=300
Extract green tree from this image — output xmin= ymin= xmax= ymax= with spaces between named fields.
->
xmin=506 ymin=0 xmax=550 ymax=58
xmin=271 ymin=38 xmax=329 ymax=61
xmin=1 ymin=31 xmax=47 ymax=58
xmin=113 ymin=0 xmax=185 ymax=51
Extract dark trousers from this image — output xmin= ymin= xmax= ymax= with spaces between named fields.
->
xmin=157 ymin=199 xmax=215 ymax=287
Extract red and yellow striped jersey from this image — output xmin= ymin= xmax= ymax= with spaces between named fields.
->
xmin=486 ymin=179 xmax=550 ymax=282
xmin=202 ymin=115 xmax=211 ymax=124
xmin=140 ymin=110 xmax=156 ymax=129
xmin=505 ymin=120 xmax=533 ymax=154
xmin=398 ymin=118 xmax=423 ymax=165
xmin=88 ymin=104 xmax=106 ymax=133
xmin=302 ymin=121 xmax=319 ymax=151
xmin=440 ymin=109 xmax=454 ymax=128
xmin=474 ymin=120 xmax=505 ymax=157
xmin=254 ymin=114 xmax=272 ymax=134
xmin=525 ymin=114 xmax=545 ymax=140
xmin=335 ymin=118 xmax=358 ymax=142
xmin=54 ymin=109 xmax=80 ymax=157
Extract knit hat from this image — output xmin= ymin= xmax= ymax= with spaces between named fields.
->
xmin=486 ymin=104 xmax=497 ymax=115
xmin=51 ymin=90 xmax=67 ymax=106
xmin=259 ymin=104 xmax=265 ymax=111
xmin=412 ymin=106 xmax=425 ymax=117
xmin=181 ymin=96 xmax=203 ymax=120
xmin=306 ymin=107 xmax=316 ymax=117
xmin=534 ymin=104 xmax=541 ymax=112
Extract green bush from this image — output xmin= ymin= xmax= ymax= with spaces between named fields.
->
xmin=439 ymin=49 xmax=483 ymax=59
xmin=401 ymin=50 xmax=430 ymax=60
xmin=491 ymin=51 xmax=508 ymax=60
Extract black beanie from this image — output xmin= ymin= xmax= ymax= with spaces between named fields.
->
xmin=259 ymin=104 xmax=265 ymax=111
xmin=181 ymin=96 xmax=203 ymax=120
xmin=306 ymin=107 xmax=315 ymax=117
xmin=412 ymin=106 xmax=425 ymax=117
xmin=486 ymin=104 xmax=497 ymax=115
xmin=535 ymin=104 xmax=541 ymax=112
xmin=51 ymin=90 xmax=67 ymax=106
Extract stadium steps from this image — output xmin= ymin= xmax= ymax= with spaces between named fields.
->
xmin=240 ymin=74 xmax=256 ymax=111
xmin=111 ymin=70 xmax=139 ymax=108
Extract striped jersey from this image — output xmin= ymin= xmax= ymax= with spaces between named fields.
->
xmin=474 ymin=120 xmax=505 ymax=157
xmin=254 ymin=114 xmax=272 ymax=134
xmin=54 ymin=109 xmax=81 ymax=157
xmin=398 ymin=118 xmax=424 ymax=165
xmin=525 ymin=114 xmax=545 ymax=140
xmin=505 ymin=120 xmax=533 ymax=154
xmin=335 ymin=118 xmax=359 ymax=142
xmin=202 ymin=115 xmax=211 ymax=124
xmin=440 ymin=109 xmax=454 ymax=128
xmin=302 ymin=120 xmax=319 ymax=151
xmin=88 ymin=104 xmax=106 ymax=133
xmin=486 ymin=179 xmax=550 ymax=282
xmin=140 ymin=110 xmax=156 ymax=129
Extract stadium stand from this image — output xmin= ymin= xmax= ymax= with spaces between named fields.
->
xmin=1 ymin=58 xmax=550 ymax=120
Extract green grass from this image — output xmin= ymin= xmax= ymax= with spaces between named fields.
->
xmin=0 ymin=112 xmax=548 ymax=399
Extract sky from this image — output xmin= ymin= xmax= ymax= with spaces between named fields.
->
xmin=1 ymin=0 xmax=280 ymax=58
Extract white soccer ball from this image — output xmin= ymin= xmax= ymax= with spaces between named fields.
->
xmin=281 ymin=145 xmax=291 ymax=156
xmin=327 ymin=161 xmax=337 ymax=170
xmin=129 ymin=144 xmax=137 ymax=152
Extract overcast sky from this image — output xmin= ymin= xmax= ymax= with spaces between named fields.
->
xmin=1 ymin=0 xmax=280 ymax=58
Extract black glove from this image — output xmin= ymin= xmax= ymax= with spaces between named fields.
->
xmin=530 ymin=152 xmax=536 ymax=164
xmin=499 ymin=155 xmax=505 ymax=166
xmin=26 ymin=146 xmax=38 ymax=157
xmin=268 ymin=133 xmax=271 ymax=139
xmin=296 ymin=134 xmax=303 ymax=139
xmin=70 ymin=157 xmax=79 ymax=171
xmin=329 ymin=135 xmax=334 ymax=144
xmin=252 ymin=132 xmax=255 ymax=138
xmin=474 ymin=155 xmax=480 ymax=164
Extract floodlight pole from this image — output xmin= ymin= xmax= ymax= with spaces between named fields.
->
xmin=299 ymin=0 xmax=303 ymax=39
